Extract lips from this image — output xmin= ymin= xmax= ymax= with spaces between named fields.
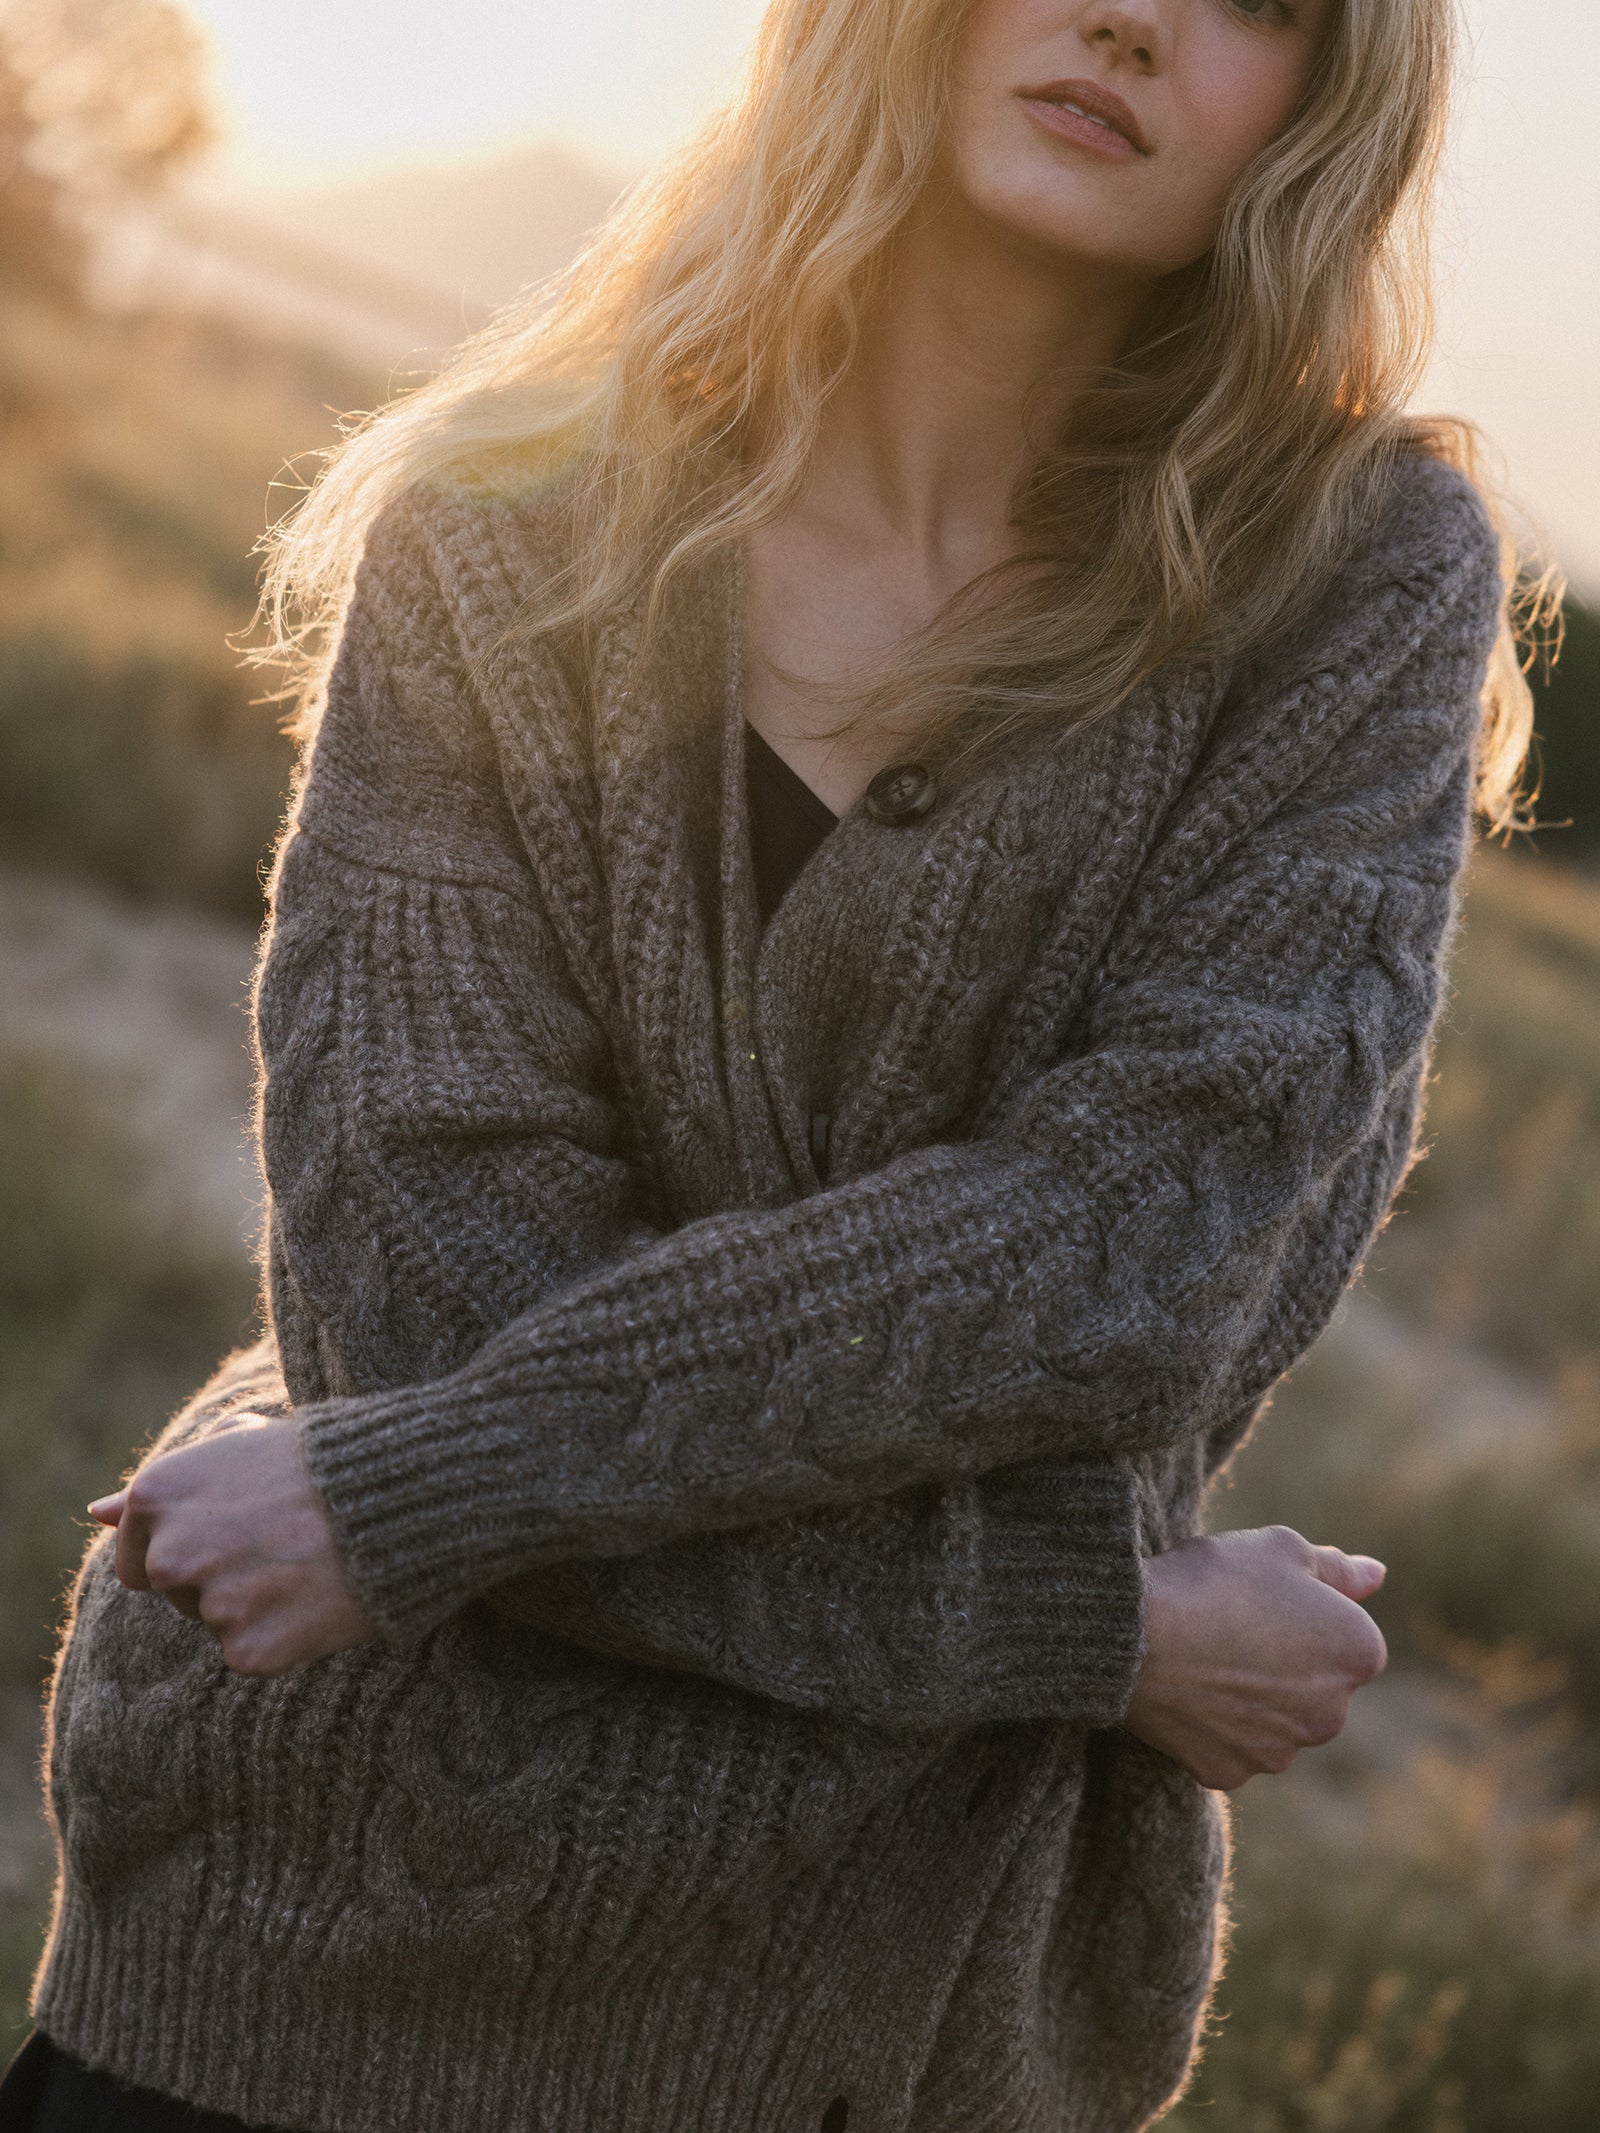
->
xmin=1017 ymin=76 xmax=1151 ymax=158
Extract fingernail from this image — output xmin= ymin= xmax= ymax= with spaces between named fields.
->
xmin=1354 ymin=1555 xmax=1385 ymax=1577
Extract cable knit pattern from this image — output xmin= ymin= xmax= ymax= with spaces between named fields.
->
xmin=31 ymin=447 xmax=1502 ymax=2133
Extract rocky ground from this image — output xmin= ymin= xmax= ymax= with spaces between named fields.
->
xmin=0 ymin=868 xmax=263 ymax=1254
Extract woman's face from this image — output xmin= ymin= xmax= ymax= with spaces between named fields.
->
xmin=943 ymin=0 xmax=1336 ymax=281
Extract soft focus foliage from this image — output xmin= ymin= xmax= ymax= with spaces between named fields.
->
xmin=0 ymin=0 xmax=361 ymax=914
xmin=1 ymin=0 xmax=213 ymax=197
xmin=0 ymin=281 xmax=371 ymax=915
xmin=1168 ymin=1653 xmax=1600 ymax=2132
xmin=0 ymin=1054 xmax=254 ymax=1690
xmin=1527 ymin=599 xmax=1600 ymax=870
xmin=1379 ymin=853 xmax=1600 ymax=1373
xmin=1182 ymin=848 xmax=1600 ymax=2130
xmin=0 ymin=0 xmax=211 ymax=293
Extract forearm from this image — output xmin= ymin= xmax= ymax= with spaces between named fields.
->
xmin=169 ymin=1333 xmax=1147 ymax=1729
xmin=292 ymin=1053 xmax=1413 ymax=1650
xmin=486 ymin=1460 xmax=1147 ymax=1731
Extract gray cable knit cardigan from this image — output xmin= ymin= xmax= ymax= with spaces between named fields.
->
xmin=33 ymin=448 xmax=1502 ymax=2133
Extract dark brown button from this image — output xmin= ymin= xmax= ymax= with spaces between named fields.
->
xmin=821 ymin=2100 xmax=850 ymax=2133
xmin=863 ymin=760 xmax=937 ymax=825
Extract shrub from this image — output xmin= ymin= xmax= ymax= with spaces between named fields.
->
xmin=1168 ymin=1652 xmax=1600 ymax=2133
xmin=0 ymin=636 xmax=292 ymax=920
xmin=0 ymin=1048 xmax=256 ymax=1689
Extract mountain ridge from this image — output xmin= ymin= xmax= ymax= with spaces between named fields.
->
xmin=217 ymin=139 xmax=630 ymax=317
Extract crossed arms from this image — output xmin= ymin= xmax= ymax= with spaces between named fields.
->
xmin=111 ymin=467 xmax=1502 ymax=1734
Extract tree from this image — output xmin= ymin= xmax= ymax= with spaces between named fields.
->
xmin=0 ymin=0 xmax=213 ymax=294
xmin=0 ymin=46 xmax=75 ymax=288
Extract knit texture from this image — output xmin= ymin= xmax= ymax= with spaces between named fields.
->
xmin=33 ymin=447 xmax=1502 ymax=2133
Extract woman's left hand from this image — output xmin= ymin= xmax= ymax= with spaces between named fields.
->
xmin=87 ymin=1415 xmax=380 ymax=1677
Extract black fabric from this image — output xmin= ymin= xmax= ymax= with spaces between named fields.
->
xmin=743 ymin=719 xmax=840 ymax=928
xmin=0 ymin=2031 xmax=299 ymax=2133
xmin=0 ymin=2032 xmax=51 ymax=2130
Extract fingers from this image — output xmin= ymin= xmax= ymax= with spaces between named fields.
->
xmin=80 ymin=1422 xmax=381 ymax=1681
xmin=1349 ymin=1609 xmax=1388 ymax=1684
xmin=112 ymin=1494 xmax=155 ymax=1590
xmin=1129 ymin=1528 xmax=1390 ymax=1788
xmin=1306 ymin=1541 xmax=1386 ymax=1601
xmin=202 ymin=1409 xmax=273 ymax=1438
xmin=100 ymin=1445 xmax=210 ymax=1593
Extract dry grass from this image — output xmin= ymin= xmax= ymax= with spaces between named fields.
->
xmin=1167 ymin=1646 xmax=1600 ymax=2133
xmin=1180 ymin=848 xmax=1600 ymax=2128
xmin=0 ymin=281 xmax=372 ymax=916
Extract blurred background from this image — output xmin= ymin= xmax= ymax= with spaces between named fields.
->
xmin=0 ymin=1 xmax=1597 ymax=2122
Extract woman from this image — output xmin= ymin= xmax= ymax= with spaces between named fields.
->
xmin=2 ymin=0 xmax=1542 ymax=2128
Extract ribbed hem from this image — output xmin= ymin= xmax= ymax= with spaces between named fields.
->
xmin=33 ymin=1731 xmax=1087 ymax=2133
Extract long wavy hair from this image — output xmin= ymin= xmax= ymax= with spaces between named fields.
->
xmin=260 ymin=0 xmax=1556 ymax=831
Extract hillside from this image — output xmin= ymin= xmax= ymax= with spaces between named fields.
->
xmin=229 ymin=140 xmax=628 ymax=315
xmin=0 ymin=278 xmax=372 ymax=916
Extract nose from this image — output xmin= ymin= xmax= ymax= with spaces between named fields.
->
xmin=1076 ymin=0 xmax=1168 ymax=74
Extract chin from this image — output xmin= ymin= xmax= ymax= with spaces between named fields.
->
xmin=953 ymin=143 xmax=1126 ymax=259
xmin=968 ymin=187 xmax=1141 ymax=276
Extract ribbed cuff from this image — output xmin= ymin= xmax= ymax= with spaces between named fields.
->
xmin=300 ymin=1369 xmax=1150 ymax=1726
xmin=296 ymin=1380 xmax=557 ymax=1646
xmin=961 ymin=1461 xmax=1148 ymax=1728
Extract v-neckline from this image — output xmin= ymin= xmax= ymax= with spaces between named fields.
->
xmin=743 ymin=718 xmax=842 ymax=830
xmin=713 ymin=540 xmax=851 ymax=1199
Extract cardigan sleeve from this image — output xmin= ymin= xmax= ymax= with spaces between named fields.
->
xmin=252 ymin=491 xmax=1147 ymax=1727
xmin=282 ymin=469 xmax=1505 ymax=1651
xmin=145 ymin=1331 xmax=1146 ymax=1729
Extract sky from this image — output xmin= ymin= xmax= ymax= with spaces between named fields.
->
xmin=180 ymin=0 xmax=762 ymax=181
xmin=182 ymin=0 xmax=1598 ymax=587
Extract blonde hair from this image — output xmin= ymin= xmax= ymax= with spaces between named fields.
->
xmin=261 ymin=0 xmax=1556 ymax=832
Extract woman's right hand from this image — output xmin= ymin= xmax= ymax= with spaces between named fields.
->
xmin=1121 ymin=1526 xmax=1388 ymax=1791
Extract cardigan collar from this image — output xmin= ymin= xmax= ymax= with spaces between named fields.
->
xmin=578 ymin=527 xmax=1226 ymax=1227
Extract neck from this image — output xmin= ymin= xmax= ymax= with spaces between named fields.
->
xmin=800 ymin=192 xmax=1149 ymax=576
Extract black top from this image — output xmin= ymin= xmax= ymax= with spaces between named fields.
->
xmin=0 ymin=2026 xmax=288 ymax=2131
xmin=744 ymin=718 xmax=840 ymax=928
